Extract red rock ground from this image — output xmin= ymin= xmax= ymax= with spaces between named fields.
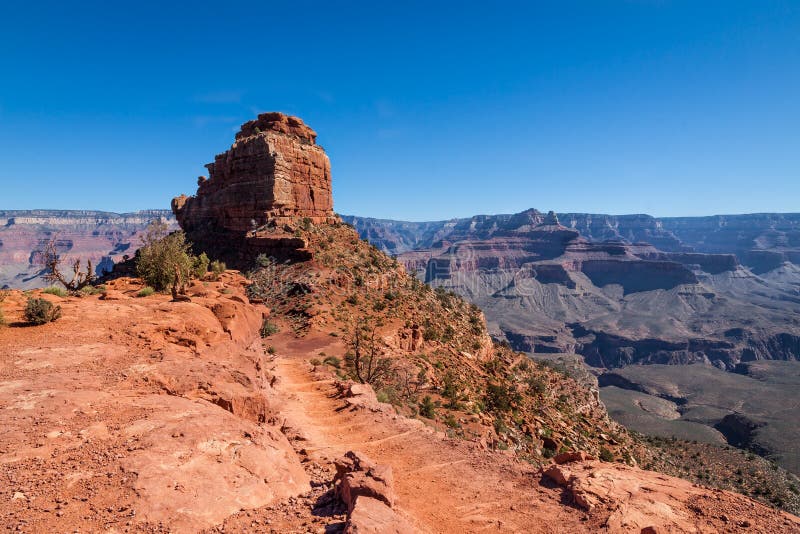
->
xmin=1 ymin=277 xmax=798 ymax=533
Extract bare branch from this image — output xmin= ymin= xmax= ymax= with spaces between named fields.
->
xmin=39 ymin=237 xmax=97 ymax=291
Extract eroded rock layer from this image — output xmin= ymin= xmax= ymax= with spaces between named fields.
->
xmin=173 ymin=112 xmax=336 ymax=265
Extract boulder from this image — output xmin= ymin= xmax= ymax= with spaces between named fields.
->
xmin=344 ymin=496 xmax=416 ymax=534
xmin=335 ymin=451 xmax=396 ymax=512
xmin=334 ymin=451 xmax=414 ymax=533
xmin=553 ymin=451 xmax=595 ymax=465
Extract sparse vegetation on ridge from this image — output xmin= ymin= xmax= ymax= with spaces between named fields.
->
xmin=245 ymin=220 xmax=640 ymax=463
xmin=640 ymin=434 xmax=800 ymax=515
xmin=137 ymin=286 xmax=155 ymax=298
xmin=136 ymin=221 xmax=194 ymax=291
xmin=191 ymin=252 xmax=210 ymax=279
xmin=79 ymin=284 xmax=106 ymax=296
xmin=260 ymin=318 xmax=279 ymax=338
xmin=210 ymin=259 xmax=226 ymax=279
xmin=42 ymin=286 xmax=68 ymax=297
xmin=135 ymin=220 xmax=226 ymax=291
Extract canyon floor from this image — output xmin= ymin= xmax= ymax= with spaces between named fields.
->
xmin=1 ymin=278 xmax=799 ymax=533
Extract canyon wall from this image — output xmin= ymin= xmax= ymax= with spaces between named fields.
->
xmin=343 ymin=211 xmax=800 ymax=273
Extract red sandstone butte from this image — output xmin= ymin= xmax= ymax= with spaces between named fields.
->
xmin=172 ymin=112 xmax=337 ymax=264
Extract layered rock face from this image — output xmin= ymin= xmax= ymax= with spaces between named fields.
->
xmin=344 ymin=208 xmax=800 ymax=371
xmin=409 ymin=209 xmax=706 ymax=297
xmin=342 ymin=210 xmax=800 ymax=272
xmin=173 ymin=112 xmax=336 ymax=265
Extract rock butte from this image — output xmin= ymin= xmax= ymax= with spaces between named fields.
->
xmin=172 ymin=112 xmax=337 ymax=265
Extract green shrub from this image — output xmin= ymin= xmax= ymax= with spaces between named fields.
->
xmin=42 ymin=286 xmax=67 ymax=297
xmin=323 ymin=356 xmax=341 ymax=368
xmin=267 ymin=346 xmax=277 ymax=355
xmin=137 ymin=287 xmax=155 ymax=298
xmin=444 ymin=414 xmax=460 ymax=429
xmin=493 ymin=418 xmax=509 ymax=435
xmin=419 ymin=395 xmax=436 ymax=418
xmin=485 ymin=383 xmax=520 ymax=412
xmin=191 ymin=252 xmax=210 ymax=278
xmin=210 ymin=260 xmax=226 ymax=277
xmin=260 ymin=319 xmax=279 ymax=338
xmin=527 ymin=375 xmax=547 ymax=395
xmin=79 ymin=285 xmax=105 ymax=296
xmin=423 ymin=327 xmax=439 ymax=342
xmin=255 ymin=254 xmax=275 ymax=268
xmin=376 ymin=390 xmax=390 ymax=403
xmin=441 ymin=324 xmax=456 ymax=343
xmin=310 ymin=358 xmax=322 ymax=366
xmin=441 ymin=372 xmax=458 ymax=400
xmin=24 ymin=297 xmax=62 ymax=325
xmin=599 ymin=447 xmax=615 ymax=462
xmin=136 ymin=221 xmax=193 ymax=291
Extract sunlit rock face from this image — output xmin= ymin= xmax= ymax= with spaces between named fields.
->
xmin=172 ymin=112 xmax=337 ymax=265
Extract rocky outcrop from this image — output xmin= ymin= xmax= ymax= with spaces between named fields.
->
xmin=641 ymin=251 xmax=740 ymax=274
xmin=334 ymin=451 xmax=414 ymax=533
xmin=172 ymin=112 xmax=337 ymax=266
xmin=542 ymin=459 xmax=799 ymax=532
xmin=0 ymin=274 xmax=310 ymax=531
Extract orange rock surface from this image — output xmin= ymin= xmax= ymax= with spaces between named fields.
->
xmin=1 ymin=280 xmax=798 ymax=532
xmin=0 ymin=276 xmax=309 ymax=531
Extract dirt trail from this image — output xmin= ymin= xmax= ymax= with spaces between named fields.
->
xmin=269 ymin=334 xmax=584 ymax=533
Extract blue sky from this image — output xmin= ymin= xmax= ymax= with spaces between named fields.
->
xmin=1 ymin=1 xmax=798 ymax=220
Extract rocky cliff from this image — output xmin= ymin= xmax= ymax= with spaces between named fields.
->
xmin=343 ymin=210 xmax=800 ymax=273
xmin=343 ymin=209 xmax=799 ymax=369
xmin=391 ymin=211 xmax=800 ymax=370
xmin=172 ymin=112 xmax=337 ymax=266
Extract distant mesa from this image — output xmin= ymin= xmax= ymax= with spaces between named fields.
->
xmin=172 ymin=112 xmax=338 ymax=265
